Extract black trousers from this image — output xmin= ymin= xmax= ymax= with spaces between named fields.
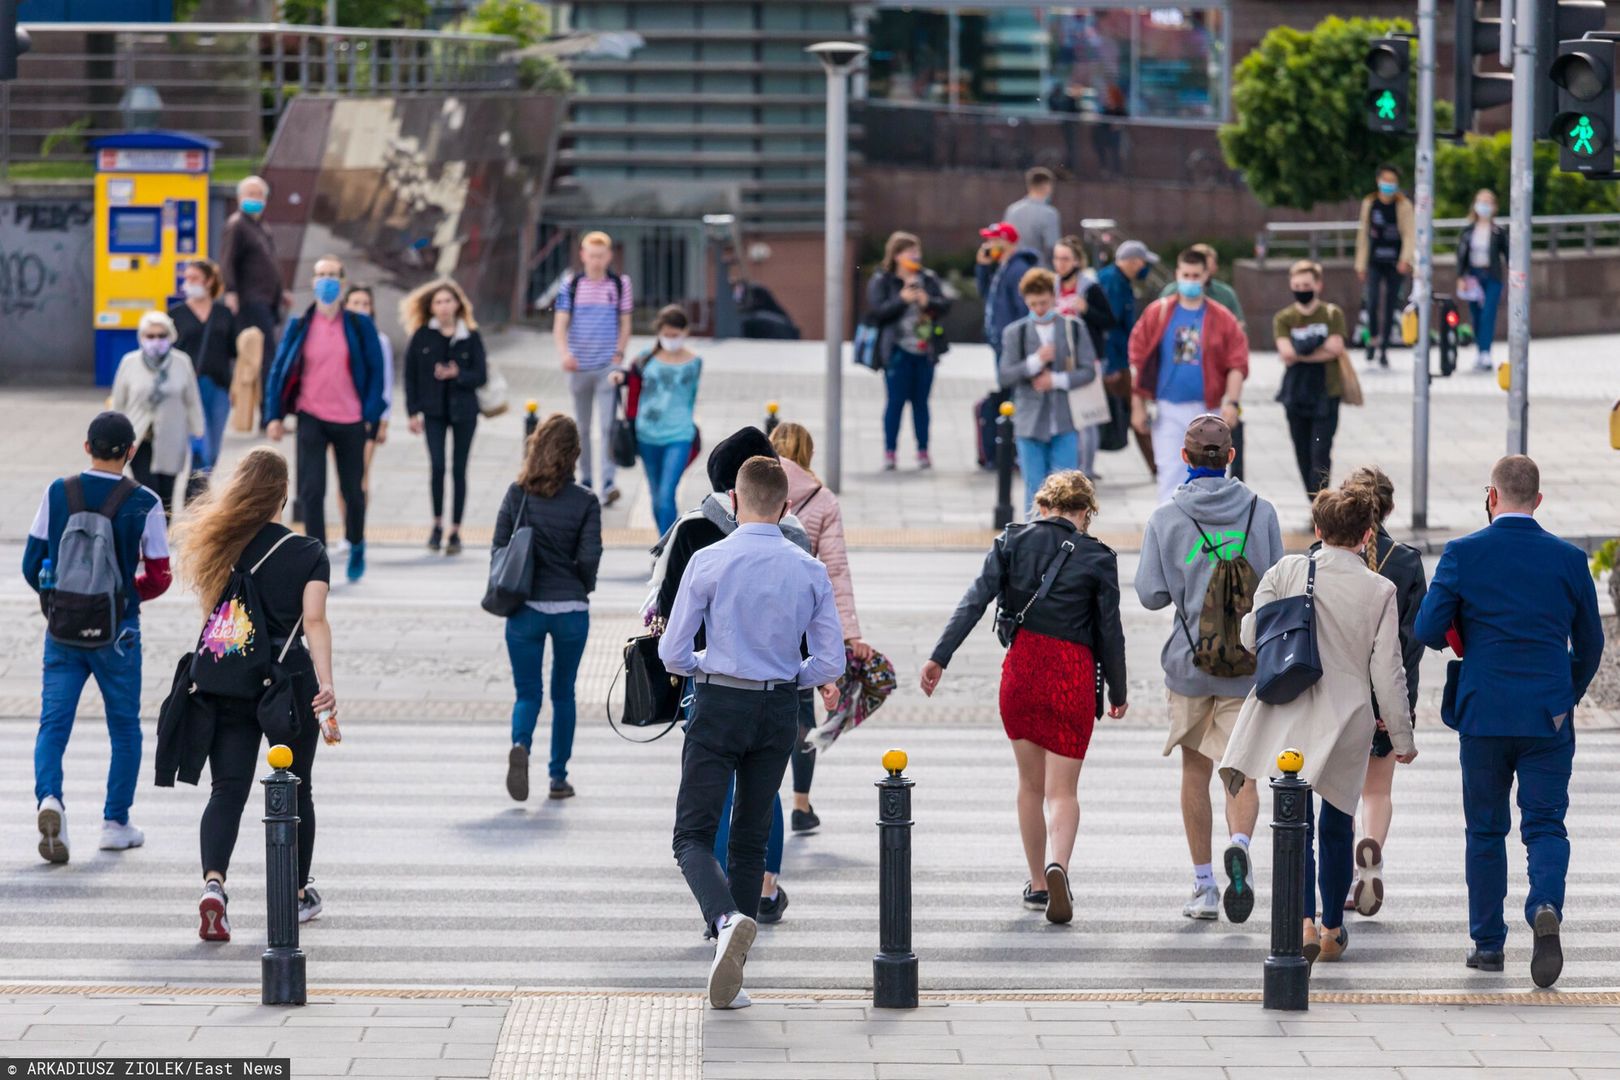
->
xmin=790 ymin=688 xmax=816 ymax=795
xmin=1365 ymin=262 xmax=1406 ymax=357
xmin=424 ymin=413 xmax=478 ymax=526
xmin=296 ymin=411 xmax=367 ymax=546
xmin=1287 ymin=399 xmax=1340 ymax=498
xmin=200 ymin=682 xmax=320 ymax=889
xmin=672 ymin=682 xmax=799 ymax=926
xmin=129 ymin=441 xmax=175 ymax=520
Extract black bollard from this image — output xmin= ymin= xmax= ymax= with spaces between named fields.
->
xmin=993 ymin=401 xmax=1017 ymax=528
xmin=261 ymin=744 xmax=306 ymax=1006
xmin=874 ymin=748 xmax=918 ymax=1009
xmin=764 ymin=400 xmax=781 ymax=435
xmin=523 ymin=399 xmax=540 ymax=443
xmin=1263 ymin=747 xmax=1310 ymax=1012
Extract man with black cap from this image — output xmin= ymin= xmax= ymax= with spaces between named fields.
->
xmin=23 ymin=412 xmax=172 ymax=864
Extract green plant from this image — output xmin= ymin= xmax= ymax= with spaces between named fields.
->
xmin=280 ymin=0 xmax=430 ymax=28
xmin=1591 ymin=538 xmax=1619 ymax=580
xmin=456 ymin=0 xmax=571 ymax=91
xmin=1220 ymin=17 xmax=1419 ymax=210
xmin=1433 ymin=131 xmax=1620 ymax=217
xmin=40 ymin=117 xmax=91 ymax=160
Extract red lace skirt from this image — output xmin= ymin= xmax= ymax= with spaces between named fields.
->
xmin=999 ymin=629 xmax=1097 ymax=760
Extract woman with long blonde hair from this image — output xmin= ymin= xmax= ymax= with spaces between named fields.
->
xmin=402 ymin=277 xmax=487 ymax=554
xmin=171 ymin=446 xmax=338 ymax=942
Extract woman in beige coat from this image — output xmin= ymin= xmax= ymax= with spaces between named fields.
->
xmin=110 ymin=310 xmax=205 ymax=520
xmin=1218 ymin=486 xmax=1417 ymax=965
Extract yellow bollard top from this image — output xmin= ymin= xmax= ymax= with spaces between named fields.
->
xmin=267 ymin=744 xmax=294 ymax=771
xmin=525 ymin=399 xmax=539 ymax=413
xmin=882 ymin=748 xmax=908 ymax=775
xmin=766 ymin=400 xmax=780 ymax=415
xmin=1496 ymin=363 xmax=1511 ymax=393
xmin=998 ymin=401 xmax=1016 ymax=417
xmin=1277 ymin=747 xmax=1303 ymax=774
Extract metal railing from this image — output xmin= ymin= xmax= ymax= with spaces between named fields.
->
xmin=0 ymin=22 xmax=517 ymax=175
xmin=1256 ymin=213 xmax=1620 ymax=267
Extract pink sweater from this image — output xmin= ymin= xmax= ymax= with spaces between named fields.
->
xmin=782 ymin=458 xmax=861 ymax=640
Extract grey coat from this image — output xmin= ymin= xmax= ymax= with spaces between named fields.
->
xmin=997 ymin=314 xmax=1098 ymax=441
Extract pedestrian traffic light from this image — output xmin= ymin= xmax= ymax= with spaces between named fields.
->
xmin=1536 ymin=1 xmax=1608 ymax=138
xmin=1364 ymin=37 xmax=1410 ymax=134
xmin=0 ymin=0 xmax=30 ymax=82
xmin=1437 ymin=298 xmax=1460 ymax=377
xmin=1455 ymin=1 xmax=1512 ymax=134
xmin=1550 ymin=37 xmax=1616 ymax=173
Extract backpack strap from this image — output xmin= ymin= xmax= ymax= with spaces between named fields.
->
xmin=97 ymin=477 xmax=139 ymax=521
xmin=248 ymin=531 xmax=298 ymax=575
xmin=1177 ymin=505 xmax=1223 ymax=565
xmin=1236 ymin=496 xmax=1259 ymax=558
xmin=277 ymin=614 xmax=305 ymax=664
xmin=63 ymin=475 xmax=85 ymax=515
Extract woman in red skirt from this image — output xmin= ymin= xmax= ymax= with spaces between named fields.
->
xmin=921 ymin=471 xmax=1128 ymax=924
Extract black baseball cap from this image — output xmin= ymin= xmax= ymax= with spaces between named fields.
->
xmin=87 ymin=411 xmax=136 ymax=459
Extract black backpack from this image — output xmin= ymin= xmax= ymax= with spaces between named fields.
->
xmin=189 ymin=533 xmax=297 ymax=698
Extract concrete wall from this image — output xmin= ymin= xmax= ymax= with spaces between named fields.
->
xmin=0 ymin=194 xmax=95 ymax=382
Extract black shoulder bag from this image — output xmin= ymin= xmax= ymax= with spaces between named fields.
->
xmin=995 ymin=537 xmax=1076 ymax=648
xmin=1253 ymin=554 xmax=1323 ymax=705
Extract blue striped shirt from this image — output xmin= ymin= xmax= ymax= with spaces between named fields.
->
xmin=558 ymin=272 xmax=633 ymax=371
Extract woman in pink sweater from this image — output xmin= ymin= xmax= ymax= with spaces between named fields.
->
xmin=770 ymin=423 xmax=871 ymax=834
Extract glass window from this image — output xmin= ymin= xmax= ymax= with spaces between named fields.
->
xmin=868 ymin=9 xmax=952 ymax=105
xmin=1047 ymin=8 xmax=1133 ymax=118
xmin=1133 ymin=7 xmax=1224 ymax=119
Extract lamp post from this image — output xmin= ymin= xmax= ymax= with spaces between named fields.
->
xmin=807 ymin=40 xmax=867 ymax=494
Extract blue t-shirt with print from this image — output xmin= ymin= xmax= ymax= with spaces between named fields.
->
xmin=1157 ymin=302 xmax=1206 ymax=403
xmin=636 ymin=355 xmax=702 ymax=445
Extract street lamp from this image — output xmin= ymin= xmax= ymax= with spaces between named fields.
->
xmin=808 ymin=40 xmax=867 ymax=494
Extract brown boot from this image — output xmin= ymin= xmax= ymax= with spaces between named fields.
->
xmin=1319 ymin=924 xmax=1349 ymax=962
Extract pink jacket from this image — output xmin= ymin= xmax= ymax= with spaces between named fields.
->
xmin=782 ymin=458 xmax=861 ymax=640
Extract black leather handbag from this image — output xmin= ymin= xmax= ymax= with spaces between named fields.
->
xmin=1253 ymin=555 xmax=1323 ymax=705
xmin=609 ymin=387 xmax=638 ymax=468
xmin=995 ymin=538 xmax=1075 ymax=647
xmin=606 ymin=634 xmax=682 ymax=742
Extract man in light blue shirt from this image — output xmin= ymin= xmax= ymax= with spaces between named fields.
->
xmin=659 ymin=455 xmax=845 ymax=1011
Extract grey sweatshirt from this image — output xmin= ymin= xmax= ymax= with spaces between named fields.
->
xmin=1135 ymin=477 xmax=1284 ymax=698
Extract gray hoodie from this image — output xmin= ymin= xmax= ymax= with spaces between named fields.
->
xmin=1135 ymin=477 xmax=1284 ymax=699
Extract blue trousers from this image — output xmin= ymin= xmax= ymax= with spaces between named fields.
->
xmin=1459 ymin=724 xmax=1574 ymax=950
xmin=505 ymin=607 xmax=590 ymax=781
xmin=196 ymin=375 xmax=232 ymax=471
xmin=882 ymin=348 xmax=934 ymax=453
xmin=35 ymin=627 xmax=143 ymax=825
xmin=1467 ymin=275 xmax=1504 ymax=353
xmin=638 ymin=437 xmax=692 ymax=537
xmin=1015 ymin=430 xmax=1079 ymax=519
xmin=1302 ymin=792 xmax=1356 ymax=931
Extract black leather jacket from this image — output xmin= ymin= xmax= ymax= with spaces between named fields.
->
xmin=930 ymin=517 xmax=1127 ymax=709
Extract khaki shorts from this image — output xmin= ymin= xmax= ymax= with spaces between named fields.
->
xmin=1163 ymin=691 xmax=1244 ymax=760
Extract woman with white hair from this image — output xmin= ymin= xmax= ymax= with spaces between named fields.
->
xmin=110 ymin=310 xmax=205 ymax=518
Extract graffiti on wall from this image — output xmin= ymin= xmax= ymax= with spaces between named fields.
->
xmin=0 ymin=201 xmax=95 ymax=376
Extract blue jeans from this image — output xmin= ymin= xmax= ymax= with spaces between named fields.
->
xmin=196 ymin=375 xmax=232 ymax=471
xmin=1460 ymin=724 xmax=1574 ymax=950
xmin=1302 ymin=792 xmax=1356 ymax=931
xmin=638 ymin=437 xmax=692 ymax=537
xmin=35 ymin=627 xmax=143 ymax=824
xmin=1467 ymin=274 xmax=1504 ymax=353
xmin=1015 ymin=430 xmax=1079 ymax=518
xmin=714 ymin=783 xmax=785 ymax=877
xmin=882 ymin=348 xmax=934 ymax=453
xmin=505 ymin=608 xmax=590 ymax=781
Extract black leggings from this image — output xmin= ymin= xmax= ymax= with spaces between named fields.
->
xmin=424 ymin=414 xmax=477 ymax=526
xmin=1287 ymin=399 xmax=1340 ymax=498
xmin=791 ymin=690 xmax=815 ymax=796
xmin=129 ymin=440 xmax=175 ymax=521
xmin=200 ymin=688 xmax=320 ymax=889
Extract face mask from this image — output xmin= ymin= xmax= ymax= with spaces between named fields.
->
xmin=313 ymin=277 xmax=342 ymax=305
xmin=240 ymin=198 xmax=266 ymax=216
xmin=1377 ymin=182 xmax=1398 ymax=197
xmin=182 ymin=282 xmax=208 ymax=301
xmin=1291 ymin=288 xmax=1316 ymax=305
xmin=658 ymin=334 xmax=686 ymax=352
xmin=1032 ymin=309 xmax=1058 ymax=324
xmin=1474 ymin=201 xmax=1494 ymax=218
xmin=1176 ymin=279 xmax=1204 ymax=300
xmin=140 ymin=337 xmax=171 ymax=360
xmin=1134 ymin=264 xmax=1150 ymax=280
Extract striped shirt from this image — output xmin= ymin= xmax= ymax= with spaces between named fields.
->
xmin=558 ymin=272 xmax=633 ymax=371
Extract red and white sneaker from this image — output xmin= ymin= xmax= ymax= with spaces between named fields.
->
xmin=198 ymin=880 xmax=231 ymax=942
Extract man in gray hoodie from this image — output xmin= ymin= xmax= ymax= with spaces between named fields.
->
xmin=1135 ymin=415 xmax=1283 ymax=924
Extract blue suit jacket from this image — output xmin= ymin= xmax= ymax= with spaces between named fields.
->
xmin=976 ymin=248 xmax=1039 ymax=353
xmin=263 ymin=306 xmax=387 ymax=427
xmin=1413 ymin=516 xmax=1603 ymax=737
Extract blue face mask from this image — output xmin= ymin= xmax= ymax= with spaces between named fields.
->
xmin=313 ymin=277 xmax=342 ymax=305
xmin=1176 ymin=279 xmax=1204 ymax=300
xmin=1474 ymin=201 xmax=1494 ymax=218
xmin=1032 ymin=308 xmax=1058 ymax=324
xmin=240 ymin=197 xmax=266 ymax=216
xmin=1377 ymin=181 xmax=1398 ymax=197
xmin=1134 ymin=264 xmax=1150 ymax=281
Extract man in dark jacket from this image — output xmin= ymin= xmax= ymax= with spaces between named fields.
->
xmin=975 ymin=221 xmax=1042 ymax=370
xmin=220 ymin=176 xmax=291 ymax=373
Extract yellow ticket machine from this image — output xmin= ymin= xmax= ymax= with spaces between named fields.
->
xmin=91 ymin=131 xmax=217 ymax=385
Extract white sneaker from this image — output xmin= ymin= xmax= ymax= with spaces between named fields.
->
xmin=99 ymin=820 xmax=145 ymax=851
xmin=714 ymin=987 xmax=752 ymax=1010
xmin=708 ymin=912 xmax=757 ymax=1009
xmin=1182 ymin=884 xmax=1220 ymax=920
xmin=330 ymin=538 xmax=351 ymax=557
xmin=37 ymin=797 xmax=68 ymax=864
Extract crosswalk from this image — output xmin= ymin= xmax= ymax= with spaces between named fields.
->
xmin=4 ymin=713 xmax=1617 ymax=993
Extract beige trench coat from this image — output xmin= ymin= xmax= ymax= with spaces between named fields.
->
xmin=1218 ymin=546 xmax=1416 ymax=815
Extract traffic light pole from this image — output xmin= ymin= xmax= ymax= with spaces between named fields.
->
xmin=1412 ymin=0 xmax=1437 ymax=531
xmin=1507 ymin=0 xmax=1536 ymax=455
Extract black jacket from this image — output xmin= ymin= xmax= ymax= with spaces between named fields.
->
xmin=863 ymin=268 xmax=952 ymax=362
xmin=1456 ymin=221 xmax=1510 ymax=282
xmin=1311 ymin=528 xmax=1426 ymax=714
xmin=930 ymin=517 xmax=1127 ymax=709
xmin=493 ymin=482 xmax=603 ymax=603
xmin=169 ymin=301 xmax=238 ymax=387
xmin=404 ymin=325 xmax=488 ymax=423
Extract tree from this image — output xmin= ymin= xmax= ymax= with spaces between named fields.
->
xmin=1433 ymin=131 xmax=1620 ymax=216
xmin=456 ymin=0 xmax=572 ymax=93
xmin=279 ymin=0 xmax=430 ymax=28
xmin=1219 ymin=17 xmax=1417 ymax=210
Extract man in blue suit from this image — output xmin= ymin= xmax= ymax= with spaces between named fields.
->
xmin=1414 ymin=455 xmax=1603 ymax=988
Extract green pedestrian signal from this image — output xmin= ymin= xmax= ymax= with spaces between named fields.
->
xmin=1376 ymin=90 xmax=1398 ymax=120
xmin=1570 ymin=113 xmax=1597 ymax=154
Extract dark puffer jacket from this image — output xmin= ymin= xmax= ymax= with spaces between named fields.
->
xmin=492 ymin=481 xmax=602 ymax=604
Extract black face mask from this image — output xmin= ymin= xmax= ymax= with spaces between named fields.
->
xmin=1292 ymin=288 xmax=1316 ymax=305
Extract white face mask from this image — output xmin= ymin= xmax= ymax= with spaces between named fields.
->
xmin=658 ymin=334 xmax=687 ymax=352
xmin=182 ymin=282 xmax=209 ymax=301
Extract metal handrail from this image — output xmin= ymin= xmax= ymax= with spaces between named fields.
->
xmin=1255 ymin=213 xmax=1620 ymax=266
xmin=19 ymin=21 xmax=515 ymax=44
